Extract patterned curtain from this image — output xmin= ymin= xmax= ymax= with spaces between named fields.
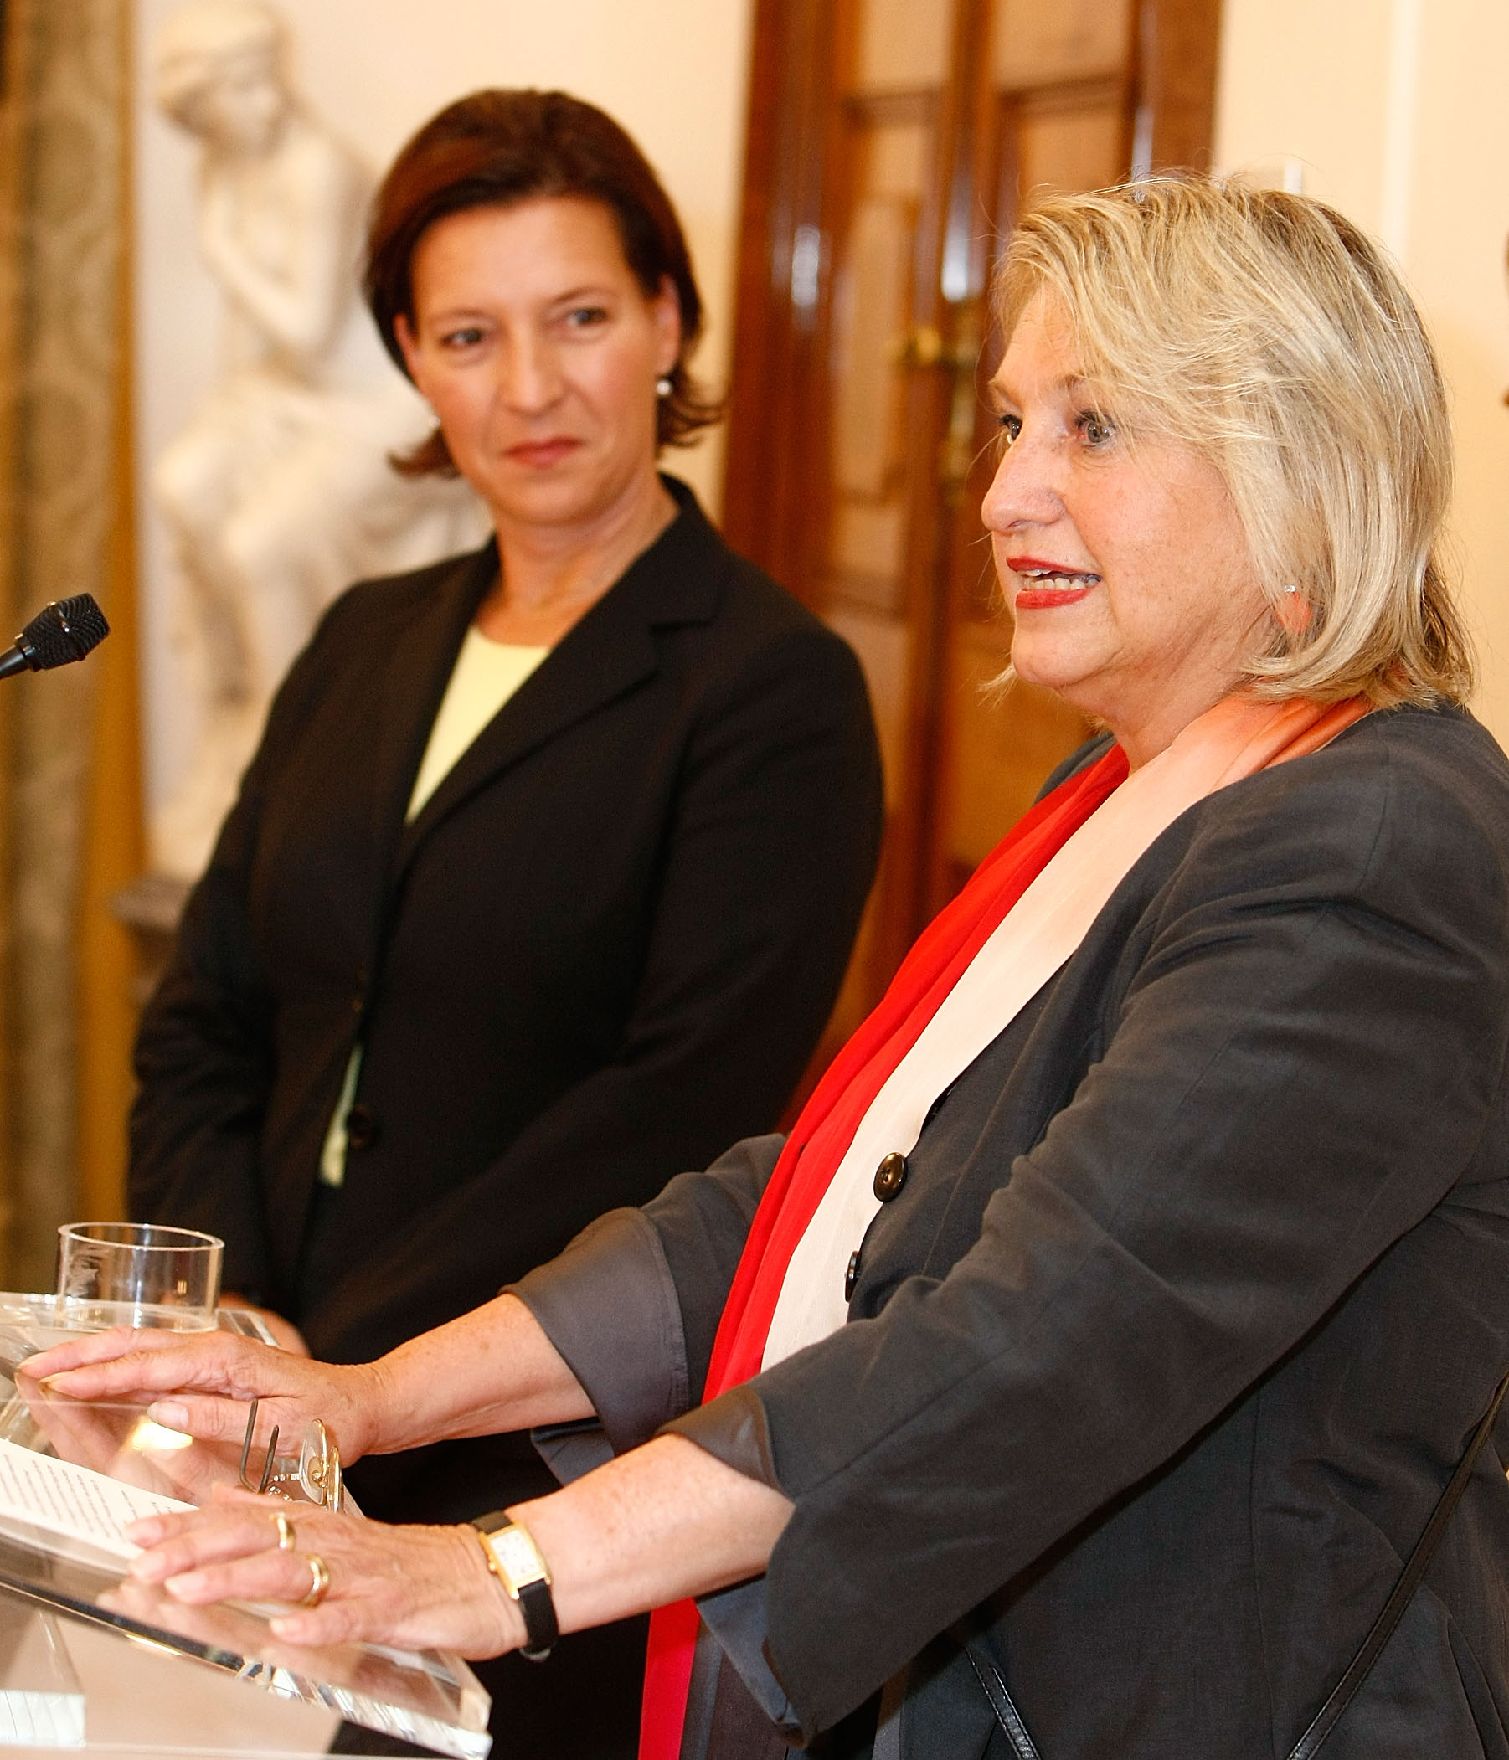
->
xmin=0 ymin=0 xmax=142 ymax=1291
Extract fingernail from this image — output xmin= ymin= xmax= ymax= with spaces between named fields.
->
xmin=127 ymin=1541 xmax=168 ymax=1584
xmin=149 ymin=1401 xmax=188 ymax=1428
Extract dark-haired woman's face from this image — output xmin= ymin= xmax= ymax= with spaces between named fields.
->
xmin=394 ymin=195 xmax=680 ymax=541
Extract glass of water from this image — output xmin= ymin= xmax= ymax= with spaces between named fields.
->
xmin=54 ymin=1221 xmax=223 ymax=1332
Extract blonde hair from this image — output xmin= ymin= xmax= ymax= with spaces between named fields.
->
xmin=996 ymin=175 xmax=1472 ymax=706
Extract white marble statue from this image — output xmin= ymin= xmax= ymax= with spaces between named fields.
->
xmin=150 ymin=0 xmax=483 ymax=880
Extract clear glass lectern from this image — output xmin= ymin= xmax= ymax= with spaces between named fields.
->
xmin=0 ymin=1293 xmax=490 ymax=1759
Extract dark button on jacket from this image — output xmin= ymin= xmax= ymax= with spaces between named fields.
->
xmin=844 ymin=1249 xmax=862 ymax=1301
xmin=872 ymin=1151 xmax=909 ymax=1200
xmin=344 ymin=1103 xmax=379 ymax=1151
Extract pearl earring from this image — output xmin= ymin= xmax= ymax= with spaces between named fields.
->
xmin=1281 ymin=583 xmax=1300 ymax=595
xmin=656 ymin=376 xmax=673 ymax=398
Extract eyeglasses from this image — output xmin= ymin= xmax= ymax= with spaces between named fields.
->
xmin=237 ymin=1399 xmax=344 ymax=1512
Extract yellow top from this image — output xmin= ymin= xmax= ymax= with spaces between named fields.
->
xmin=406 ymin=627 xmax=549 ymax=821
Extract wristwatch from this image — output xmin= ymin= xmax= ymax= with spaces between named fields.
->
xmin=472 ymin=1513 xmax=558 ymax=1661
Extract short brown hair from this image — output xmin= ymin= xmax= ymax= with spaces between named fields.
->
xmin=365 ymin=88 xmax=721 ymax=473
xmin=996 ymin=175 xmax=1472 ymax=707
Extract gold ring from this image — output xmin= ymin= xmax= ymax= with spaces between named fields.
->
xmin=273 ymin=1511 xmax=295 ymax=1552
xmin=299 ymin=1552 xmax=330 ymax=1609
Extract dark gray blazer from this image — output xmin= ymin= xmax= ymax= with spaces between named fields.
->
xmin=520 ymin=702 xmax=1509 ymax=1759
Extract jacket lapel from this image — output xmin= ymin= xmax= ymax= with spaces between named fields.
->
xmin=363 ymin=541 xmax=498 ymax=869
xmin=392 ymin=481 xmax=724 ymax=881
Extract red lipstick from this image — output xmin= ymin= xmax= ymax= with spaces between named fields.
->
xmin=1015 ymin=584 xmax=1094 ymax=610
xmin=1007 ymin=555 xmax=1101 ymax=611
xmin=506 ymin=438 xmax=580 ymax=468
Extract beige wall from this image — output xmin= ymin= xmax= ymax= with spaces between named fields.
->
xmin=132 ymin=0 xmax=753 ymax=817
xmin=1216 ymin=0 xmax=1509 ymax=736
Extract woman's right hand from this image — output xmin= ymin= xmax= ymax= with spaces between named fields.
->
xmin=16 ymin=1328 xmax=383 ymax=1466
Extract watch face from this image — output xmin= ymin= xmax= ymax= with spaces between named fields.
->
xmin=488 ymin=1524 xmax=550 ymax=1590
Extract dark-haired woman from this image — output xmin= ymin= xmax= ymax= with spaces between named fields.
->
xmin=128 ymin=88 xmax=882 ymax=1754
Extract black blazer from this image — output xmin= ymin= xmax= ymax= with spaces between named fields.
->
xmin=525 ymin=703 xmax=1509 ymax=1758
xmin=129 ymin=479 xmax=883 ymax=1514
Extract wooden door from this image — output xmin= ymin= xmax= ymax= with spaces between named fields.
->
xmin=723 ymin=0 xmax=1222 ymax=1040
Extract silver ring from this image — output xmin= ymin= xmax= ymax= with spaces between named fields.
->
xmin=273 ymin=1510 xmax=296 ymax=1552
xmin=299 ymin=1552 xmax=330 ymax=1609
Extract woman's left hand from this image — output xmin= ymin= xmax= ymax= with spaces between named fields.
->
xmin=125 ymin=1486 xmax=523 ymax=1658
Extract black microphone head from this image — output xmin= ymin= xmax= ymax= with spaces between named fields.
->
xmin=18 ymin=594 xmax=110 ymax=670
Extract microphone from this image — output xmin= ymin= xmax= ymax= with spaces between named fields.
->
xmin=0 ymin=594 xmax=111 ymax=680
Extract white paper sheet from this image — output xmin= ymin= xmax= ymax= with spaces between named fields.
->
xmin=0 ymin=1437 xmax=192 ymax=1563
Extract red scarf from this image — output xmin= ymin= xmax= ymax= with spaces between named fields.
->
xmin=639 ymin=695 xmax=1368 ymax=1759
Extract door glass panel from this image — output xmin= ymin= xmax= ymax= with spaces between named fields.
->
xmin=991 ymin=0 xmax=1133 ymax=88
xmin=830 ymin=119 xmax=927 ymax=606
xmin=857 ymin=0 xmax=951 ymax=89
xmin=823 ymin=84 xmax=941 ymax=808
xmin=1017 ymin=98 xmax=1129 ymax=202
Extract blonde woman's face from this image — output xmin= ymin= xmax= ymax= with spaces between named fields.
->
xmin=982 ymin=292 xmax=1270 ymax=769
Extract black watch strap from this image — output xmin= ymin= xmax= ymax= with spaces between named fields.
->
xmin=473 ymin=1513 xmax=558 ymax=1661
